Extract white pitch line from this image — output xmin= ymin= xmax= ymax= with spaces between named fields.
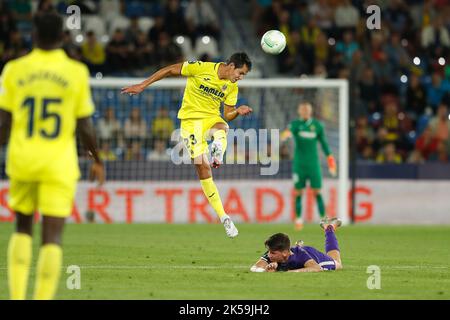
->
xmin=67 ymin=265 xmax=248 ymax=270
xmin=0 ymin=265 xmax=448 ymax=270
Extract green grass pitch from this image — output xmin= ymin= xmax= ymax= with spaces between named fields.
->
xmin=0 ymin=223 xmax=449 ymax=299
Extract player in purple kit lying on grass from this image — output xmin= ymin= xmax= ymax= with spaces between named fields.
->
xmin=250 ymin=218 xmax=343 ymax=272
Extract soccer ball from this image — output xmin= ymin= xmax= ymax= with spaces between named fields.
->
xmin=261 ymin=30 xmax=286 ymax=55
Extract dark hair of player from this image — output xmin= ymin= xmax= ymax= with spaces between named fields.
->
xmin=33 ymin=11 xmax=63 ymax=49
xmin=265 ymin=233 xmax=291 ymax=251
xmin=227 ymin=52 xmax=252 ymax=71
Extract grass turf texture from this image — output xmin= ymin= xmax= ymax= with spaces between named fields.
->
xmin=0 ymin=223 xmax=449 ymax=300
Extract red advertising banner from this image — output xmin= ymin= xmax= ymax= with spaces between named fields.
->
xmin=0 ymin=180 xmax=448 ymax=224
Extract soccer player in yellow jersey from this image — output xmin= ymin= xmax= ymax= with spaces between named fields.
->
xmin=121 ymin=53 xmax=253 ymax=238
xmin=0 ymin=12 xmax=104 ymax=300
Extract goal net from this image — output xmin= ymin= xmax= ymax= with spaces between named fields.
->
xmin=74 ymin=77 xmax=349 ymax=224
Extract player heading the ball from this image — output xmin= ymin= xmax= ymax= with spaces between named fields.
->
xmin=121 ymin=53 xmax=253 ymax=238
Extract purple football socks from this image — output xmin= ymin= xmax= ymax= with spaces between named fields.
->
xmin=325 ymin=225 xmax=340 ymax=252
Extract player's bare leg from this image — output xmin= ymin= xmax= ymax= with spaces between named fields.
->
xmin=15 ymin=212 xmax=33 ymax=236
xmin=195 ymin=153 xmax=238 ymax=238
xmin=33 ymin=216 xmax=65 ymax=300
xmin=294 ymin=189 xmax=304 ymax=231
xmin=194 ymin=153 xmax=213 ymax=179
xmin=8 ymin=212 xmax=33 ymax=300
xmin=320 ymin=217 xmax=343 ymax=269
xmin=209 ymin=123 xmax=229 ymax=168
xmin=41 ymin=216 xmax=65 ymax=246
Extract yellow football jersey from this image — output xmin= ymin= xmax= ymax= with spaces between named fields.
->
xmin=0 ymin=48 xmax=94 ymax=182
xmin=178 ymin=61 xmax=238 ymax=119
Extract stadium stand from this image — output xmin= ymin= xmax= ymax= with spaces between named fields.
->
xmin=0 ymin=0 xmax=450 ymax=168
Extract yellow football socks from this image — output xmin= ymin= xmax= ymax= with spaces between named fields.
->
xmin=200 ymin=177 xmax=226 ymax=219
xmin=33 ymin=244 xmax=62 ymax=300
xmin=7 ymin=233 xmax=32 ymax=300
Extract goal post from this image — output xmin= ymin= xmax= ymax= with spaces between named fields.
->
xmin=89 ymin=77 xmax=349 ymax=225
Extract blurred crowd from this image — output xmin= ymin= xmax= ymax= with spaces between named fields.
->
xmin=0 ymin=0 xmax=221 ymax=162
xmin=2 ymin=0 xmax=450 ymax=164
xmin=0 ymin=0 xmax=221 ymax=76
xmin=94 ymin=106 xmax=176 ymax=161
xmin=255 ymin=0 xmax=450 ymax=163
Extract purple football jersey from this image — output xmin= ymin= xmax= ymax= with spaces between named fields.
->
xmin=261 ymin=246 xmax=336 ymax=271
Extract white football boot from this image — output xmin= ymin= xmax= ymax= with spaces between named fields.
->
xmin=210 ymin=139 xmax=224 ymax=169
xmin=220 ymin=215 xmax=238 ymax=238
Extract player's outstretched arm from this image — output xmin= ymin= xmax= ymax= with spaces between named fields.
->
xmin=121 ymin=63 xmax=183 ymax=96
xmin=224 ymin=104 xmax=253 ymax=122
xmin=287 ymin=259 xmax=323 ymax=273
xmin=250 ymin=258 xmax=269 ymax=272
xmin=77 ymin=117 xmax=105 ymax=186
xmin=0 ymin=110 xmax=11 ymax=145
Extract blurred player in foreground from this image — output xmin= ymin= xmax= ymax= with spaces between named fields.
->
xmin=121 ymin=53 xmax=253 ymax=238
xmin=282 ymin=102 xmax=337 ymax=231
xmin=0 ymin=12 xmax=104 ymax=299
xmin=250 ymin=218 xmax=343 ymax=272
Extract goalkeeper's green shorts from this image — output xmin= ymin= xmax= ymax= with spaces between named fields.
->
xmin=293 ymin=166 xmax=322 ymax=189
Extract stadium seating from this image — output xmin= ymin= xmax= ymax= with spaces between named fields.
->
xmin=194 ymin=36 xmax=219 ymax=59
xmin=175 ymin=36 xmax=196 ymax=61
xmin=84 ymin=15 xmax=107 ymax=39
xmin=138 ymin=17 xmax=155 ymax=34
xmin=108 ymin=16 xmax=130 ymax=35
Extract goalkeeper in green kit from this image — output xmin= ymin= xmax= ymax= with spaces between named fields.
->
xmin=282 ymin=102 xmax=337 ymax=231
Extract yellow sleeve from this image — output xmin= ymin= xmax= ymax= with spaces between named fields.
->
xmin=0 ymin=62 xmax=14 ymax=112
xmin=180 ymin=61 xmax=205 ymax=77
xmin=76 ymin=65 xmax=95 ymax=118
xmin=224 ymin=84 xmax=238 ymax=106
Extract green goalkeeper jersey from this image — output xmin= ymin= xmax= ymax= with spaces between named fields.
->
xmin=289 ymin=118 xmax=331 ymax=168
